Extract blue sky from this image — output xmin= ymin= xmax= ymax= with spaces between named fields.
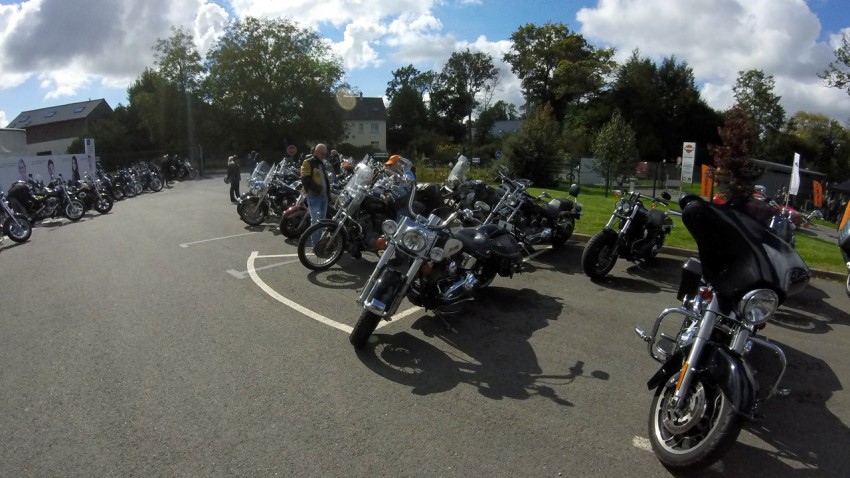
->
xmin=1 ymin=0 xmax=849 ymax=131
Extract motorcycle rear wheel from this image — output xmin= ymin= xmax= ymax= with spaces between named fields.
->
xmin=3 ymin=213 xmax=32 ymax=243
xmin=551 ymin=213 xmax=575 ymax=248
xmin=648 ymin=375 xmax=742 ymax=471
xmin=239 ymin=198 xmax=266 ymax=226
xmin=581 ymin=230 xmax=618 ymax=279
xmin=350 ymin=310 xmax=381 ymax=348
xmin=297 ymin=223 xmax=345 ymax=271
xmin=64 ymin=200 xmax=85 ymax=222
xmin=280 ymin=211 xmax=309 ymax=239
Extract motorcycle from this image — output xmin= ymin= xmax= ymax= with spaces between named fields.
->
xmin=839 ymin=219 xmax=850 ymax=297
xmin=237 ymin=162 xmax=302 ymax=226
xmin=582 ymin=190 xmax=674 ymax=279
xmin=483 ymin=167 xmax=582 ymax=250
xmin=172 ymin=156 xmax=197 ymax=180
xmin=296 ymin=157 xmax=392 ymax=270
xmin=349 ymin=185 xmax=524 ymax=349
xmin=0 ymin=189 xmax=32 ymax=243
xmin=70 ymin=174 xmax=114 ymax=214
xmin=633 ymin=194 xmax=810 ymax=471
xmin=441 ymin=155 xmax=498 ymax=223
xmin=6 ymin=175 xmax=85 ymax=223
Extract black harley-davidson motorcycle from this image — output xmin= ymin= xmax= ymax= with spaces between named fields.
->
xmin=634 ymin=194 xmax=810 ymax=471
xmin=6 ymin=175 xmax=85 ymax=223
xmin=582 ymin=190 xmax=675 ymax=279
xmin=238 ymin=161 xmax=302 ymax=226
xmin=0 ymin=189 xmax=32 ymax=243
xmin=483 ymin=167 xmax=582 ymax=250
xmin=349 ymin=185 xmax=524 ymax=349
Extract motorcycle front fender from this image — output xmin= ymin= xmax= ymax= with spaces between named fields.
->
xmin=283 ymin=204 xmax=307 ymax=218
xmin=647 ymin=344 xmax=758 ymax=419
xmin=363 ymin=267 xmax=406 ymax=317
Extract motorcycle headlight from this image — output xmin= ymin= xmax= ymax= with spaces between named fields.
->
xmin=402 ymin=229 xmax=427 ymax=252
xmin=382 ymin=219 xmax=398 ymax=236
xmin=738 ymin=289 xmax=779 ymax=325
xmin=621 ymin=201 xmax=632 ymax=214
xmin=429 ymin=247 xmax=445 ymax=262
xmin=507 ymin=194 xmax=518 ymax=206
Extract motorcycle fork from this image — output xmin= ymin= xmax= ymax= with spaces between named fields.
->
xmin=671 ymin=299 xmax=720 ymax=409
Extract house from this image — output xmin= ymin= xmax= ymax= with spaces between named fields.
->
xmin=489 ymin=119 xmax=523 ymax=137
xmin=339 ymin=96 xmax=386 ymax=151
xmin=6 ymin=99 xmax=113 ymax=155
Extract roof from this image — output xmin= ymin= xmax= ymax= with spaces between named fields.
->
xmin=751 ymin=158 xmax=826 ymax=177
xmin=339 ymin=96 xmax=386 ymax=121
xmin=6 ymin=99 xmax=112 ymax=128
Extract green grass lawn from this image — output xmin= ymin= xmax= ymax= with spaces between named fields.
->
xmin=524 ymin=184 xmax=847 ymax=274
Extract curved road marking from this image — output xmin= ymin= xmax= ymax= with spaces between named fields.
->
xmin=246 ymin=251 xmax=421 ymax=333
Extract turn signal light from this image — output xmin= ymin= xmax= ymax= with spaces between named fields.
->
xmin=376 ymin=238 xmax=387 ymax=250
xmin=420 ymin=262 xmax=433 ymax=276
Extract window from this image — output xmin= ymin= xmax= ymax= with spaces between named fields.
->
xmin=370 ymin=123 xmax=379 ymax=133
xmin=73 ymin=106 xmax=86 ymax=113
xmin=44 ymin=111 xmax=56 ymax=118
xmin=358 ymin=123 xmax=364 ymax=134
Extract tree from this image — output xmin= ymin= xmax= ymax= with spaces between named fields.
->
xmin=708 ymin=106 xmax=759 ymax=196
xmin=732 ymin=69 xmax=786 ymax=140
xmin=591 ymin=110 xmax=639 ymax=195
xmin=503 ymin=22 xmax=614 ymax=123
xmin=385 ymin=65 xmax=436 ymax=102
xmin=203 ymin=16 xmax=345 ymax=150
xmin=430 ymin=49 xmax=500 ymax=148
xmin=819 ymin=31 xmax=850 ymax=93
xmin=386 ymin=84 xmax=429 ymax=155
xmin=474 ymin=100 xmax=519 ymax=145
xmin=504 ymin=104 xmax=562 ymax=186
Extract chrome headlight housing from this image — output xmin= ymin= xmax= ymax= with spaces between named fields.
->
xmin=738 ymin=289 xmax=779 ymax=325
xmin=506 ymin=194 xmax=518 ymax=206
xmin=382 ymin=219 xmax=398 ymax=236
xmin=429 ymin=247 xmax=445 ymax=262
xmin=402 ymin=229 xmax=428 ymax=252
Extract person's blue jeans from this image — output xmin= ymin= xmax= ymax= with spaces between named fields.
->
xmin=306 ymin=194 xmax=328 ymax=246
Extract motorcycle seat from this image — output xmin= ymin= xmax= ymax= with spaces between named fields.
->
xmin=648 ymin=209 xmax=666 ymax=228
xmin=454 ymin=224 xmax=510 ymax=254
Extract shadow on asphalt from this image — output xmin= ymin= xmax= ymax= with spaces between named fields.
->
xmin=771 ymin=282 xmax=850 ymax=334
xmin=355 ymin=286 xmax=609 ymax=406
xmin=677 ymin=339 xmax=848 ymax=477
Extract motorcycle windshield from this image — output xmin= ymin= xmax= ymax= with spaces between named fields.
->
xmin=446 ymin=155 xmax=470 ymax=189
xmin=681 ymin=195 xmax=810 ymax=304
xmin=345 ymin=160 xmax=374 ymax=194
xmin=251 ymin=161 xmax=272 ymax=183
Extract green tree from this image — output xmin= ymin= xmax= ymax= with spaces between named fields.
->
xmin=504 ymin=103 xmax=563 ymax=187
xmin=708 ymin=105 xmax=759 ymax=196
xmin=732 ymin=69 xmax=786 ymax=140
xmin=203 ymin=16 xmax=345 ymax=150
xmin=385 ymin=65 xmax=436 ymax=102
xmin=386 ymin=84 xmax=429 ymax=156
xmin=503 ymin=22 xmax=614 ymax=123
xmin=819 ymin=31 xmax=850 ymax=93
xmin=430 ymin=49 xmax=500 ymax=148
xmin=591 ymin=110 xmax=639 ymax=195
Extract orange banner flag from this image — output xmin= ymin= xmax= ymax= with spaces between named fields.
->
xmin=700 ymin=164 xmax=713 ymax=198
xmin=813 ymin=180 xmax=823 ymax=208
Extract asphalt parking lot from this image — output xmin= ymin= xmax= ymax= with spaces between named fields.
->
xmin=1 ymin=175 xmax=849 ymax=477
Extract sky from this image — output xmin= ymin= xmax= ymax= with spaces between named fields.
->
xmin=1 ymin=0 xmax=850 ymax=132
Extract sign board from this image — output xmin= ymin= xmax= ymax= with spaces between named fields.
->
xmin=681 ymin=142 xmax=696 ymax=183
xmin=495 ymin=150 xmax=502 ymax=159
xmin=0 ymin=154 xmax=90 ymax=191
xmin=471 ymin=157 xmax=480 ymax=164
xmin=286 ymin=144 xmax=297 ymax=156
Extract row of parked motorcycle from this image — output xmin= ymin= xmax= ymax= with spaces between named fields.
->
xmin=231 ymin=152 xmax=823 ymax=472
xmin=0 ymin=159 xmax=192 ymax=245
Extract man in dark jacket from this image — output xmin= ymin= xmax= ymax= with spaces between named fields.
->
xmin=227 ymin=156 xmax=241 ymax=202
xmin=301 ymin=143 xmax=331 ymax=245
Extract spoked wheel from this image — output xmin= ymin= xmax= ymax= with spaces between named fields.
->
xmin=239 ymin=198 xmax=266 ymax=226
xmin=648 ymin=375 xmax=742 ymax=471
xmin=3 ymin=213 xmax=32 ymax=243
xmin=581 ymin=230 xmax=618 ymax=279
xmin=297 ymin=222 xmax=345 ymax=271
xmin=123 ymin=185 xmax=136 ymax=198
xmin=280 ymin=211 xmax=310 ymax=239
xmin=350 ymin=310 xmax=381 ymax=349
xmin=94 ymin=194 xmax=113 ymax=214
xmin=150 ymin=178 xmax=163 ymax=192
xmin=64 ymin=200 xmax=85 ymax=221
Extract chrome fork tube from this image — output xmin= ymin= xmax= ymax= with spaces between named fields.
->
xmin=671 ymin=298 xmax=720 ymax=408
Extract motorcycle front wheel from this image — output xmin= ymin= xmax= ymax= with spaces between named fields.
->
xmin=649 ymin=376 xmax=742 ymax=471
xmin=297 ymin=222 xmax=345 ymax=271
xmin=280 ymin=211 xmax=309 ymax=239
xmin=581 ymin=230 xmax=618 ymax=279
xmin=64 ymin=200 xmax=85 ymax=222
xmin=3 ymin=213 xmax=32 ymax=243
xmin=94 ymin=194 xmax=114 ymax=214
xmin=239 ymin=198 xmax=266 ymax=226
xmin=350 ymin=310 xmax=381 ymax=349
xmin=150 ymin=178 xmax=163 ymax=192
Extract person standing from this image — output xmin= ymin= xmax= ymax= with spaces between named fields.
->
xmin=300 ymin=143 xmax=331 ymax=245
xmin=227 ymin=155 xmax=241 ymax=202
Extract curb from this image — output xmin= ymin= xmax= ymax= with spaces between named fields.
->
xmin=569 ymin=233 xmax=846 ymax=283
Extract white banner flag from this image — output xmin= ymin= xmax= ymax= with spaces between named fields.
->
xmin=789 ymin=152 xmax=800 ymax=196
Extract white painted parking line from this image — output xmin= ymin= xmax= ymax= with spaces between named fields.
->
xmin=180 ymin=231 xmax=260 ymax=248
xmin=227 ymin=257 xmax=300 ymax=279
xmin=632 ymin=436 xmax=652 ymax=452
xmin=246 ymin=251 xmax=423 ymax=332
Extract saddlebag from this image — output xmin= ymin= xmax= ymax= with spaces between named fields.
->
xmin=490 ymin=233 xmax=523 ymax=277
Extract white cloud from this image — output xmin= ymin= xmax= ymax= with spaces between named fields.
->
xmin=576 ymin=0 xmax=850 ymax=121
